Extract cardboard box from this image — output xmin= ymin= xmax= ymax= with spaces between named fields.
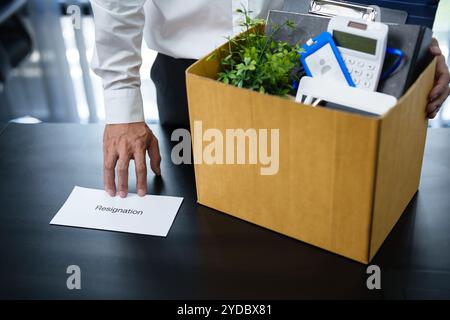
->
xmin=186 ymin=36 xmax=436 ymax=264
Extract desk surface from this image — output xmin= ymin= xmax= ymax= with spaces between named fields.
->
xmin=0 ymin=123 xmax=449 ymax=299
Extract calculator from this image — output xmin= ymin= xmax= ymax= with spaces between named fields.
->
xmin=327 ymin=16 xmax=388 ymax=91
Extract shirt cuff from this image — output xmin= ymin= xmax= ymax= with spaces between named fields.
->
xmin=103 ymin=88 xmax=145 ymax=124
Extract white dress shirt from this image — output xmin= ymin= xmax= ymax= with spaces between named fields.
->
xmin=90 ymin=0 xmax=284 ymax=124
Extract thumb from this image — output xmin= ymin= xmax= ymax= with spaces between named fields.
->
xmin=430 ymin=38 xmax=442 ymax=56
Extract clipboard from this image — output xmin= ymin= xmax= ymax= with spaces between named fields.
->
xmin=283 ymin=0 xmax=408 ymax=25
xmin=266 ymin=8 xmax=431 ymax=98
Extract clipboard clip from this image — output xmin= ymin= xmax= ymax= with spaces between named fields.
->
xmin=308 ymin=0 xmax=380 ymax=22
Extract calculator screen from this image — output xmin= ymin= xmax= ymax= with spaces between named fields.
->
xmin=332 ymin=30 xmax=377 ymax=55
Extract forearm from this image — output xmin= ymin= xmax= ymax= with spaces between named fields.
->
xmin=90 ymin=0 xmax=147 ymax=124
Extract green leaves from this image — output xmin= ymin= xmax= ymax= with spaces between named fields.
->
xmin=213 ymin=9 xmax=302 ymax=96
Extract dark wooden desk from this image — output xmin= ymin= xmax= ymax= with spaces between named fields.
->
xmin=0 ymin=123 xmax=449 ymax=299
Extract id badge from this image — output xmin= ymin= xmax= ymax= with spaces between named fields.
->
xmin=300 ymin=32 xmax=355 ymax=87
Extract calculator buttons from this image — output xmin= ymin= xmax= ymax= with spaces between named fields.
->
xmin=343 ymin=56 xmax=377 ymax=91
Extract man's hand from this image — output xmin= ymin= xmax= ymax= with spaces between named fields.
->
xmin=103 ymin=122 xmax=161 ymax=198
xmin=427 ymin=38 xmax=450 ymax=119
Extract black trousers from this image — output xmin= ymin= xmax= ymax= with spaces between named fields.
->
xmin=150 ymin=53 xmax=197 ymax=129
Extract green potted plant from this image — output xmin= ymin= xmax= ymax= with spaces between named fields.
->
xmin=208 ymin=8 xmax=303 ymax=96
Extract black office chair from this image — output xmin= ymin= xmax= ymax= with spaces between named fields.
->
xmin=0 ymin=0 xmax=32 ymax=92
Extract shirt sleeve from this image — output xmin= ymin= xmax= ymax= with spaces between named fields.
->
xmin=90 ymin=0 xmax=147 ymax=124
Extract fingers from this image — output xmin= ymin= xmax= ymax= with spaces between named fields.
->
xmin=147 ymin=132 xmax=162 ymax=176
xmin=134 ymin=149 xmax=147 ymax=197
xmin=427 ymin=84 xmax=448 ymax=115
xmin=117 ymin=154 xmax=131 ymax=198
xmin=104 ymin=151 xmax=118 ymax=197
xmin=435 ymin=55 xmax=450 ymax=81
xmin=427 ymin=88 xmax=449 ymax=119
xmin=429 ymin=82 xmax=447 ymax=103
xmin=103 ymin=124 xmax=161 ymax=198
xmin=428 ymin=106 xmax=441 ymax=119
xmin=429 ymin=38 xmax=442 ymax=56
xmin=427 ymin=104 xmax=441 ymax=119
xmin=427 ymin=96 xmax=445 ymax=119
xmin=427 ymin=55 xmax=450 ymax=118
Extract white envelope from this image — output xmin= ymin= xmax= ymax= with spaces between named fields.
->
xmin=50 ymin=186 xmax=183 ymax=237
